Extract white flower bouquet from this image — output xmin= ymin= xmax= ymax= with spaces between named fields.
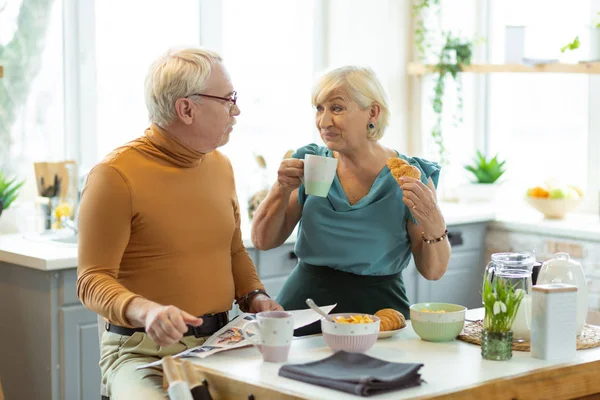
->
xmin=482 ymin=277 xmax=525 ymax=332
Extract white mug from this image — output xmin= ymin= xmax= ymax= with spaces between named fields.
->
xmin=242 ymin=311 xmax=294 ymax=363
xmin=303 ymin=154 xmax=338 ymax=197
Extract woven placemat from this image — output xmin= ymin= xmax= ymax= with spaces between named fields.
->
xmin=457 ymin=320 xmax=600 ymax=352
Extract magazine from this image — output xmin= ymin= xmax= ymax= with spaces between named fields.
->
xmin=138 ymin=304 xmax=336 ymax=369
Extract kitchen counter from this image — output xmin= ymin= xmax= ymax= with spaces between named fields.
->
xmin=491 ymin=209 xmax=600 ymax=242
xmin=188 ymin=309 xmax=600 ymax=399
xmin=0 ymin=233 xmax=78 ymax=270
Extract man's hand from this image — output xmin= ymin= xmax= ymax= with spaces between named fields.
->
xmin=125 ymin=298 xmax=203 ymax=347
xmin=248 ymin=294 xmax=284 ymax=313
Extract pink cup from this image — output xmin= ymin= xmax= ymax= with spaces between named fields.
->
xmin=242 ymin=311 xmax=294 ymax=363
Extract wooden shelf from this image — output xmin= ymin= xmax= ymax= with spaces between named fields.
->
xmin=408 ymin=62 xmax=600 ymax=75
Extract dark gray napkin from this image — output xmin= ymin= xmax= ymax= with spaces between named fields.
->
xmin=278 ymin=351 xmax=424 ymax=397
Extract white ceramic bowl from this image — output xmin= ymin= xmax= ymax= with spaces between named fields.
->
xmin=321 ymin=313 xmax=380 ymax=353
xmin=525 ymin=196 xmax=582 ymax=219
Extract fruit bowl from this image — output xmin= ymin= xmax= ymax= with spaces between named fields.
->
xmin=525 ymin=196 xmax=583 ymax=219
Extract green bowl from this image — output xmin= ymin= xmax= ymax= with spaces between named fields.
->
xmin=410 ymin=302 xmax=466 ymax=342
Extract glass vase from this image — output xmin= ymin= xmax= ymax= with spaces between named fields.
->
xmin=482 ymin=330 xmax=513 ymax=361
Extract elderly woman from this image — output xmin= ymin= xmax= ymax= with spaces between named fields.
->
xmin=251 ymin=66 xmax=450 ymax=335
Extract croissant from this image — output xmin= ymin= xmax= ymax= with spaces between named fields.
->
xmin=375 ymin=308 xmax=407 ymax=331
xmin=386 ymin=157 xmax=408 ymax=170
xmin=396 ymin=165 xmax=421 ymax=180
xmin=387 ymin=158 xmax=421 ymax=180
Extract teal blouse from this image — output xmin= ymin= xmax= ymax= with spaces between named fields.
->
xmin=293 ymin=144 xmax=441 ymax=276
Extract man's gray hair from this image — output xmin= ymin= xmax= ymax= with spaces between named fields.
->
xmin=144 ymin=47 xmax=223 ymax=126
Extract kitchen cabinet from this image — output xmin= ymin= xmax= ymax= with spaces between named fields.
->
xmin=61 ymin=305 xmax=101 ymax=399
xmin=0 ymin=264 xmax=101 ymax=400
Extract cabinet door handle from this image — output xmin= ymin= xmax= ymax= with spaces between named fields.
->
xmin=288 ymin=251 xmax=298 ymax=260
xmin=447 ymin=231 xmax=463 ymax=247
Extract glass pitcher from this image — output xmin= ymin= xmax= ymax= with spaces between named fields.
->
xmin=483 ymin=252 xmax=535 ymax=342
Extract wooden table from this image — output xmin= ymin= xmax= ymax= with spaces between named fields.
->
xmin=190 ymin=310 xmax=600 ymax=399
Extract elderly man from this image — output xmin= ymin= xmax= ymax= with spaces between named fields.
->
xmin=77 ymin=47 xmax=282 ymax=400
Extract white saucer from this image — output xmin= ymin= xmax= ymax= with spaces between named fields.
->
xmin=377 ymin=326 xmax=407 ymax=339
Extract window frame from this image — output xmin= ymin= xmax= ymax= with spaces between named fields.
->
xmin=63 ymin=0 xmax=98 ymax=175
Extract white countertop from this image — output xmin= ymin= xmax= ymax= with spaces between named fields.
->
xmin=1 ymin=202 xmax=597 ymax=272
xmin=0 ymin=232 xmax=79 ymax=271
xmin=491 ymin=209 xmax=600 ymax=242
xmin=188 ymin=309 xmax=600 ymax=399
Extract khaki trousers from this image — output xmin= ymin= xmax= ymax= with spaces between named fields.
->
xmin=100 ymin=331 xmax=207 ymax=400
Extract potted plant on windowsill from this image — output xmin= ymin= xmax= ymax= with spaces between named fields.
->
xmin=460 ymin=150 xmax=506 ymax=203
xmin=0 ymin=171 xmax=25 ymax=218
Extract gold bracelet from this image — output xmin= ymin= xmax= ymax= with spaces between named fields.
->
xmin=421 ymin=229 xmax=448 ymax=244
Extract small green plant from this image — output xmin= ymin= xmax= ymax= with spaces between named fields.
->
xmin=0 ymin=172 xmax=25 ymax=215
xmin=561 ymin=13 xmax=600 ymax=53
xmin=464 ymin=150 xmax=506 ymax=184
xmin=482 ymin=277 xmax=525 ymax=332
xmin=561 ymin=36 xmax=580 ymax=53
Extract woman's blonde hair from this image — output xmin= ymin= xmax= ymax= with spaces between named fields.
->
xmin=144 ymin=47 xmax=223 ymax=126
xmin=311 ymin=66 xmax=390 ymax=140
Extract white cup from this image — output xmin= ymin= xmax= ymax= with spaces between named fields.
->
xmin=303 ymin=154 xmax=338 ymax=197
xmin=242 ymin=311 xmax=294 ymax=363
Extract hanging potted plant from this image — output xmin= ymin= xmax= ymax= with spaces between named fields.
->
xmin=412 ymin=0 xmax=475 ymax=166
xmin=461 ymin=150 xmax=506 ymax=203
xmin=430 ymin=33 xmax=473 ymax=166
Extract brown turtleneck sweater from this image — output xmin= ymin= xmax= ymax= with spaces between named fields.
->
xmin=76 ymin=124 xmax=264 ymax=327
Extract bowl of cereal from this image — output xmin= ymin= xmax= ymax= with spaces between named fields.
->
xmin=410 ymin=303 xmax=466 ymax=342
xmin=321 ymin=313 xmax=380 ymax=353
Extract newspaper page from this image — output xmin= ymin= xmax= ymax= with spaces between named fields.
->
xmin=138 ymin=304 xmax=336 ymax=369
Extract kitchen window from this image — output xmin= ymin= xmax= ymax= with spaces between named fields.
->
xmin=417 ymin=0 xmax=598 ymax=213
xmin=0 ymin=0 xmax=65 ymax=202
xmin=485 ymin=0 xmax=596 ymax=212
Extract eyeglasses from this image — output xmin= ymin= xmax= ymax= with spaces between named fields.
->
xmin=187 ymin=91 xmax=237 ymax=112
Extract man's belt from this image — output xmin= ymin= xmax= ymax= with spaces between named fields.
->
xmin=106 ymin=311 xmax=228 ymax=338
